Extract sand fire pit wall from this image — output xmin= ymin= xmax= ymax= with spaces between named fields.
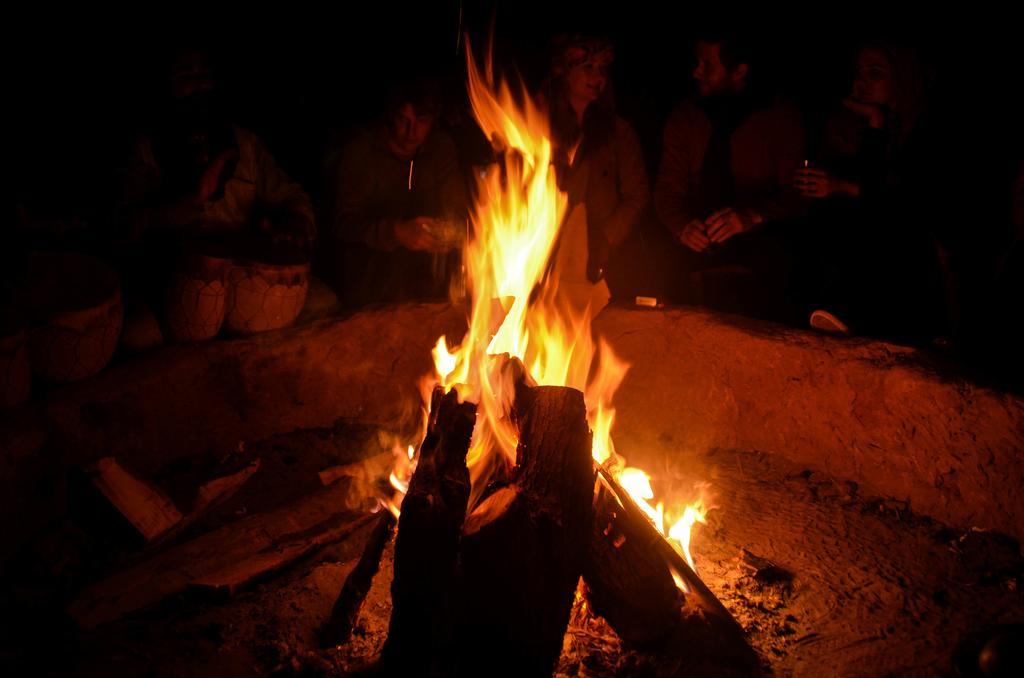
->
xmin=2 ymin=303 xmax=1022 ymax=565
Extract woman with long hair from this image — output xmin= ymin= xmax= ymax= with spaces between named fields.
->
xmin=795 ymin=42 xmax=946 ymax=342
xmin=541 ymin=34 xmax=650 ymax=310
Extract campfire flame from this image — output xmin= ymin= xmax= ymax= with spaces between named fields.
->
xmin=379 ymin=442 xmax=417 ymax=519
xmin=391 ymin=41 xmax=714 ymax=591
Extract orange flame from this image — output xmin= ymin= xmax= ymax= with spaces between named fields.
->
xmin=379 ymin=440 xmax=418 ymax=519
xmin=416 ymin=41 xmax=714 ymax=591
xmin=669 ymin=497 xmax=710 ymax=573
xmin=617 ymin=467 xmax=714 ymax=586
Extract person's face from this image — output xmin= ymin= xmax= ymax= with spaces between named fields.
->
xmin=566 ymin=57 xmax=609 ymax=106
xmin=388 ymin=103 xmax=435 ymax=158
xmin=693 ymin=41 xmax=744 ymax=97
xmin=852 ymin=48 xmax=894 ymax=106
xmin=169 ymin=50 xmax=216 ymax=100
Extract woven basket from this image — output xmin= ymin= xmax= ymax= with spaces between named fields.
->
xmin=27 ymin=252 xmax=123 ymax=383
xmin=225 ymin=251 xmax=309 ymax=335
xmin=164 ymin=249 xmax=233 ymax=342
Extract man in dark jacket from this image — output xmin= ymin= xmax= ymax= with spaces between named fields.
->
xmin=655 ymin=33 xmax=805 ymax=312
xmin=324 ymin=78 xmax=466 ymax=306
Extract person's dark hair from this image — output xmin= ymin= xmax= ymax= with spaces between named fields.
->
xmin=695 ymin=30 xmax=756 ymax=74
xmin=384 ymin=76 xmax=443 ymax=118
xmin=163 ymin=45 xmax=218 ymax=98
xmin=544 ymin=34 xmax=617 ymax=166
xmin=856 ymin=41 xmax=928 ymax=145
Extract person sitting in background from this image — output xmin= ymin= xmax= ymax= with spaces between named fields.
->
xmin=542 ymin=34 xmax=650 ymax=310
xmin=323 ymin=77 xmax=466 ymax=306
xmin=1014 ymin=161 xmax=1024 ymax=242
xmin=118 ymin=49 xmax=315 ymax=250
xmin=794 ymin=42 xmax=946 ymax=342
xmin=978 ymin=159 xmax=1024 ymax=379
xmin=114 ymin=48 xmax=321 ymax=347
xmin=655 ymin=31 xmax=805 ymax=317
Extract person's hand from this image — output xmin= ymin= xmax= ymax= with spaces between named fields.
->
xmin=148 ymin=194 xmax=203 ymax=232
xmin=794 ymin=168 xmax=837 ymax=198
xmin=842 ymin=97 xmax=886 ymax=129
xmin=705 ymin=207 xmax=757 ymax=244
xmin=678 ymin=219 xmax=710 ymax=252
xmin=260 ymin=215 xmax=316 ymax=253
xmin=794 ymin=168 xmax=859 ymax=199
xmin=197 ymin=149 xmax=239 ymax=202
xmin=394 ymin=217 xmax=446 ymax=252
xmin=587 ymin=228 xmax=610 ymax=283
xmin=425 ymin=218 xmax=467 ymax=252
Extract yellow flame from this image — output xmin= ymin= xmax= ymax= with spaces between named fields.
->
xmin=586 ymin=340 xmax=629 ymax=467
xmin=417 ymin=41 xmax=715 ymax=593
xmin=618 ymin=467 xmax=654 ymax=502
xmin=433 ymin=337 xmax=459 ymax=388
xmin=669 ymin=501 xmax=710 ymax=573
xmin=382 ymin=499 xmax=401 ymax=520
xmin=379 ymin=436 xmax=420 ymax=519
xmin=616 ymin=467 xmax=713 ymax=580
xmin=431 ymin=40 xmax=589 ymax=491
xmin=618 ymin=467 xmax=664 ymax=539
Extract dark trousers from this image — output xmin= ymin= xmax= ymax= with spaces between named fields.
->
xmin=324 ymin=242 xmax=455 ymax=308
xmin=665 ymin=225 xmax=797 ymax=322
xmin=796 ymin=204 xmax=946 ymax=342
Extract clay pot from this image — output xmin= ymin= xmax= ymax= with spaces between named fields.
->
xmin=225 ymin=246 xmax=309 ymax=335
xmin=1 ymin=312 xmax=31 ymax=408
xmin=26 ymin=252 xmax=123 ymax=383
xmin=163 ymin=246 xmax=233 ymax=342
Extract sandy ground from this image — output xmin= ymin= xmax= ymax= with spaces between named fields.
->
xmin=3 ymin=421 xmax=1022 ymax=676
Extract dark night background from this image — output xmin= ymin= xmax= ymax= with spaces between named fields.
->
xmin=9 ymin=2 xmax=1024 ymax=242
xmin=4 ymin=7 xmax=1024 ymax=673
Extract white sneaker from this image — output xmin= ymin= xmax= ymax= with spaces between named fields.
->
xmin=810 ymin=309 xmax=850 ymax=336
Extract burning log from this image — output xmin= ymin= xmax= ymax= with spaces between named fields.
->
xmin=492 ymin=350 xmax=536 ymax=408
xmin=590 ymin=466 xmax=762 ymax=675
xmin=453 ymin=386 xmax=594 ymax=676
xmin=582 ymin=483 xmax=683 ymax=647
xmin=595 ymin=466 xmax=737 ymax=626
xmin=380 ymin=386 xmax=477 ymax=674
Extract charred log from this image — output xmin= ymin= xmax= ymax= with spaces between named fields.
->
xmin=590 ymin=466 xmax=761 ymax=674
xmin=454 ymin=386 xmax=594 ymax=677
xmin=582 ymin=484 xmax=682 ymax=647
xmin=380 ymin=386 xmax=477 ymax=675
xmin=595 ymin=466 xmax=736 ymax=625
